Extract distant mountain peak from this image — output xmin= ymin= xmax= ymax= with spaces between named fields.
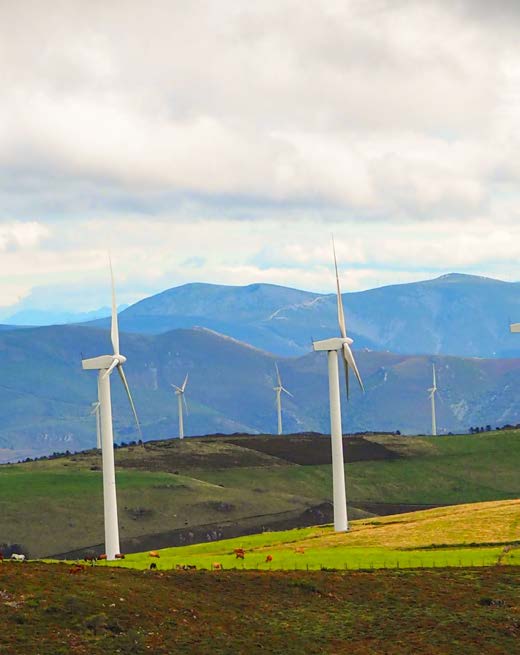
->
xmin=432 ymin=273 xmax=505 ymax=284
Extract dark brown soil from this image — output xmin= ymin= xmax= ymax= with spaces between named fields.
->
xmin=227 ymin=433 xmax=401 ymax=465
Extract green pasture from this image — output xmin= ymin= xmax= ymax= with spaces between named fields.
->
xmin=90 ymin=499 xmax=520 ymax=572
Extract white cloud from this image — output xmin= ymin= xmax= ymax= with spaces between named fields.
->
xmin=1 ymin=2 xmax=520 ymax=311
xmin=0 ymin=0 xmax=519 ymax=220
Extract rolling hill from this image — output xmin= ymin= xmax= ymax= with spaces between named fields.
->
xmin=3 ymin=430 xmax=520 ymax=558
xmin=2 ymin=322 xmax=520 ymax=460
xmin=85 ymin=273 xmax=520 ymax=358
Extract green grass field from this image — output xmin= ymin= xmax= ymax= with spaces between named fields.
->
xmin=91 ymin=499 xmax=520 ymax=572
xmin=3 ymin=430 xmax=520 ymax=557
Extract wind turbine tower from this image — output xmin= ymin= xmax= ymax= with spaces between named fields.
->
xmin=91 ymin=399 xmax=101 ymax=449
xmin=312 ymin=239 xmax=364 ymax=532
xmin=172 ymin=374 xmax=189 ymax=439
xmin=82 ymin=259 xmax=141 ymax=560
xmin=273 ymin=362 xmax=293 ymax=435
xmin=429 ymin=364 xmax=437 ymax=436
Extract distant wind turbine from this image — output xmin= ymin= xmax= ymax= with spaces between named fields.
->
xmin=82 ymin=258 xmax=141 ymax=560
xmin=172 ymin=374 xmax=189 ymax=439
xmin=273 ymin=362 xmax=293 ymax=435
xmin=312 ymin=238 xmax=364 ymax=532
xmin=428 ymin=364 xmax=437 ymax=436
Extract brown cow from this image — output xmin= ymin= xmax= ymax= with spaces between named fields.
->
xmin=69 ymin=564 xmax=86 ymax=575
xmin=115 ymin=553 xmax=125 ymax=559
xmin=149 ymin=551 xmax=160 ymax=558
xmin=265 ymin=554 xmax=273 ymax=563
xmin=98 ymin=554 xmax=107 ymax=561
xmin=294 ymin=547 xmax=305 ymax=554
xmin=234 ymin=548 xmax=245 ymax=559
xmin=212 ymin=562 xmax=222 ymax=570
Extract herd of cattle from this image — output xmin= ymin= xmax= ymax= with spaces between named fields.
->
xmin=0 ymin=545 xmax=307 ymax=569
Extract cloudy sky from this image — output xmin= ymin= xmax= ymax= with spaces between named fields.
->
xmin=1 ymin=0 xmax=520 ymax=315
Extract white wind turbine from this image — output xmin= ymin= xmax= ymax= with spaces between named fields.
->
xmin=428 ymin=364 xmax=437 ymax=436
xmin=82 ymin=259 xmax=141 ymax=560
xmin=273 ymin=362 xmax=293 ymax=435
xmin=172 ymin=374 xmax=188 ymax=439
xmin=312 ymin=239 xmax=364 ymax=532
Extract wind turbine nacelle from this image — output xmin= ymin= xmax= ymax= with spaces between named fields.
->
xmin=510 ymin=323 xmax=520 ymax=333
xmin=313 ymin=337 xmax=352 ymax=352
xmin=82 ymin=355 xmax=115 ymax=371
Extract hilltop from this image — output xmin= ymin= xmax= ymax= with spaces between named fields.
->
xmin=3 ymin=429 xmax=520 ymax=558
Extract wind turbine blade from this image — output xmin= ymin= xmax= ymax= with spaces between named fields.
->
xmin=90 ymin=401 xmax=100 ymax=415
xmin=332 ymin=236 xmax=347 ymax=339
xmin=182 ymin=373 xmax=189 ymax=392
xmin=183 ymin=394 xmax=189 ymax=416
xmin=343 ymin=342 xmax=364 ymax=392
xmin=171 ymin=383 xmax=183 ymax=393
xmin=275 ymin=362 xmax=282 ymax=387
xmin=109 ymin=255 xmax=119 ymax=356
xmin=117 ymin=365 xmax=142 ymax=439
xmin=432 ymin=363 xmax=436 ymax=389
xmin=281 ymin=387 xmax=293 ymax=398
xmin=101 ymin=358 xmax=118 ymax=380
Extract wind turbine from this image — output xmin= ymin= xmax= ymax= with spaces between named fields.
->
xmin=172 ymin=374 xmax=188 ymax=439
xmin=428 ymin=363 xmax=437 ymax=436
xmin=273 ymin=362 xmax=293 ymax=435
xmin=82 ymin=259 xmax=141 ymax=560
xmin=312 ymin=239 xmax=364 ymax=532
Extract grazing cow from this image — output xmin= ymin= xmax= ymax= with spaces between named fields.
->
xmin=294 ymin=547 xmax=305 ymax=554
xmin=11 ymin=553 xmax=25 ymax=562
xmin=98 ymin=554 xmax=107 ymax=561
xmin=265 ymin=554 xmax=273 ymax=563
xmin=149 ymin=551 xmax=160 ymax=558
xmin=84 ymin=555 xmax=97 ymax=564
xmin=115 ymin=553 xmax=125 ymax=559
xmin=234 ymin=548 xmax=245 ymax=560
xmin=212 ymin=562 xmax=222 ymax=570
xmin=150 ymin=563 xmax=157 ymax=570
xmin=69 ymin=564 xmax=86 ymax=575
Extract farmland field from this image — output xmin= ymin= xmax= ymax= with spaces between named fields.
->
xmin=95 ymin=499 xmax=520 ymax=572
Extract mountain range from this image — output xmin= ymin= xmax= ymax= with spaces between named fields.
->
xmin=84 ymin=273 xmax=520 ymax=358
xmin=2 ymin=321 xmax=520 ymax=462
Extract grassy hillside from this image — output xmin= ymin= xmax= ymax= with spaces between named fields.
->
xmin=2 ymin=564 xmax=519 ymax=655
xmin=2 ymin=430 xmax=520 ymax=558
xmin=97 ymin=499 xmax=520 ymax=571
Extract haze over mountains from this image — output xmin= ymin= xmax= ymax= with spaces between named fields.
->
xmin=1 ymin=324 xmax=520 ymax=462
xmin=2 ymin=271 xmax=520 ymax=461
xmin=86 ymin=273 xmax=520 ymax=359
